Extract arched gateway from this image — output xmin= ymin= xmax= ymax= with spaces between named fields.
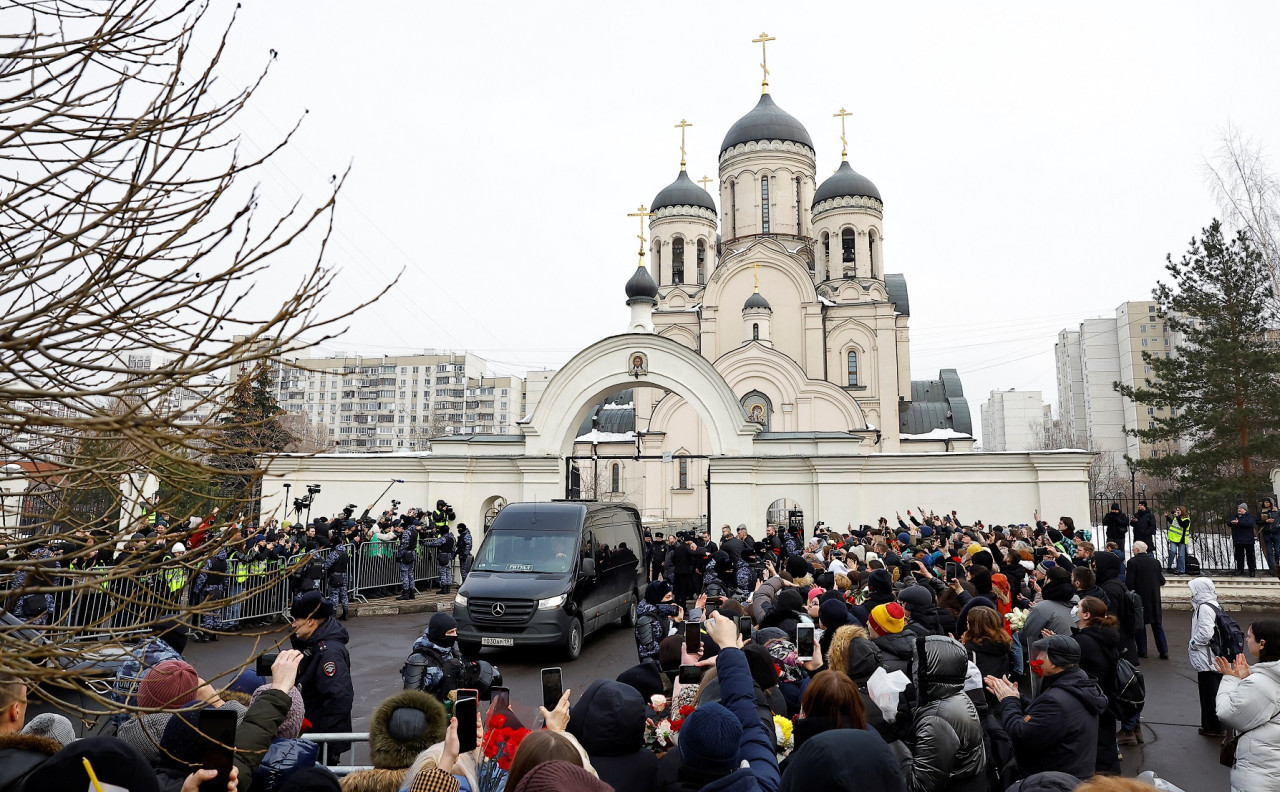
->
xmin=520 ymin=333 xmax=760 ymax=458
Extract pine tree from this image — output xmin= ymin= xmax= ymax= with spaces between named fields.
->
xmin=1116 ymin=219 xmax=1280 ymax=514
xmin=213 ymin=362 xmax=295 ymax=504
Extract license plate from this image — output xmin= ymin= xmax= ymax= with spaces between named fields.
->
xmin=481 ymin=637 xmax=514 ymax=647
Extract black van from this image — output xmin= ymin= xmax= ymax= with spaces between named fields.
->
xmin=452 ymin=501 xmax=645 ymax=660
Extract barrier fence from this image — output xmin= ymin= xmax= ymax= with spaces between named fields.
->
xmin=17 ymin=541 xmax=447 ymax=641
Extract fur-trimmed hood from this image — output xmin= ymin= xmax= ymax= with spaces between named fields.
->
xmin=0 ymin=733 xmax=63 ymax=788
xmin=367 ymin=689 xmax=449 ymax=769
xmin=826 ymin=623 xmax=873 ymax=680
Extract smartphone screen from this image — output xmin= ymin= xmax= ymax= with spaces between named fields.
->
xmin=487 ymin=687 xmax=511 ymax=728
xmin=541 ymin=667 xmax=563 ymax=713
xmin=737 ymin=615 xmax=752 ymax=641
xmin=796 ymin=625 xmax=815 ymax=661
xmin=946 ymin=561 xmax=961 ymax=581
xmin=455 ymin=695 xmax=478 ymax=753
xmin=457 ymin=688 xmax=478 ymax=703
xmin=678 ymin=664 xmax=705 ymax=685
xmin=684 ymin=621 xmax=701 ymax=654
xmin=196 ymin=708 xmax=238 ymax=792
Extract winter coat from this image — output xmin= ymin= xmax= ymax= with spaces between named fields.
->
xmin=697 ymin=647 xmax=781 ymax=792
xmin=235 ymin=689 xmax=298 ymax=783
xmin=635 ymin=601 xmax=679 ymax=664
xmin=1092 ymin=553 xmax=1139 ymax=662
xmin=1130 ymin=508 xmax=1158 ymax=546
xmin=779 ymin=729 xmax=906 ymax=792
xmin=0 ymin=734 xmax=60 ymax=791
xmin=402 ymin=632 xmax=467 ymax=701
xmin=875 ymin=631 xmax=919 ymax=679
xmin=1101 ymin=511 xmax=1129 ymax=546
xmin=251 ymin=738 xmax=320 ymax=792
xmin=964 ymin=638 xmax=1013 ymax=706
xmin=1073 ymin=624 xmax=1122 ymax=696
xmin=1188 ymin=578 xmax=1220 ymax=672
xmin=341 ymin=690 xmax=449 ymax=792
xmin=566 ymin=680 xmax=659 ymax=792
xmin=1019 ymin=599 xmax=1074 ymax=660
xmin=996 ymin=667 xmax=1109 ymax=780
xmin=1230 ymin=511 xmax=1257 ymax=545
xmin=291 ymin=617 xmax=354 ymax=755
xmin=1217 ymin=660 xmax=1280 ymax=792
xmin=1125 ymin=551 xmax=1165 ymax=625
xmin=898 ymin=636 xmax=986 ymax=792
xmin=749 ymin=576 xmax=784 ymax=624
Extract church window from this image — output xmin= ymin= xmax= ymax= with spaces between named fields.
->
xmin=847 ymin=350 xmax=859 ymax=386
xmin=654 ymin=240 xmax=662 ymax=282
xmin=696 ymin=239 xmax=706 ymax=284
xmin=679 ymin=458 xmax=689 ymax=489
xmin=822 ymin=232 xmax=830 ymax=266
xmin=761 ymin=176 xmax=771 ymax=233
xmin=868 ymin=230 xmax=878 ymax=276
xmin=672 ymin=237 xmax=685 ymax=285
xmin=753 ymin=323 xmax=759 ymax=341
xmin=729 ymin=181 xmax=737 ymax=236
xmin=611 ymin=464 xmax=620 ymax=493
xmin=842 ymin=228 xmax=856 ymax=266
xmin=795 ymin=176 xmax=802 ymax=232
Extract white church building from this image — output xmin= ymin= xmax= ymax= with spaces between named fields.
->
xmin=261 ymin=56 xmax=1091 ymax=533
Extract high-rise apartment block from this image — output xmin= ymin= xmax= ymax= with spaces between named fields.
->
xmin=980 ymin=389 xmax=1047 ymax=451
xmin=1054 ymin=301 xmax=1178 ymax=467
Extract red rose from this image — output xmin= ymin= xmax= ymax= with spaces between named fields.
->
xmin=489 ymin=714 xmax=507 ymax=729
xmin=671 ymin=719 xmax=684 ymax=732
xmin=679 ymin=705 xmax=694 ymax=716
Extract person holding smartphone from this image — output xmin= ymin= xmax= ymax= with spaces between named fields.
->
xmin=635 ymin=581 xmax=682 ymax=667
xmin=289 ymin=591 xmax=354 ymax=765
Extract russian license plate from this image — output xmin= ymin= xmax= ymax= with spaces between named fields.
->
xmin=481 ymin=637 xmax=514 ymax=647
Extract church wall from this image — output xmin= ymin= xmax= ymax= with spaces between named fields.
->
xmin=719 ymin=142 xmax=815 ymax=240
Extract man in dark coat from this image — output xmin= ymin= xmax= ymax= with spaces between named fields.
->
xmin=1101 ymin=503 xmax=1129 ymax=547
xmin=289 ymin=591 xmax=354 ymax=764
xmin=566 ymin=680 xmax=659 ymax=792
xmin=1129 ymin=501 xmax=1158 ymax=548
xmin=1125 ymin=541 xmax=1167 ymax=659
xmin=986 ymin=635 xmax=1109 ymax=781
xmin=1228 ymin=503 xmax=1257 ymax=577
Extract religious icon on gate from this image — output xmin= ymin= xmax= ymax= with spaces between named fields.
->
xmin=630 ymin=352 xmax=648 ymax=378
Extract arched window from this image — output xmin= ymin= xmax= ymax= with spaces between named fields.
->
xmin=760 ymin=176 xmax=771 ymax=233
xmin=822 ymin=232 xmax=830 ymax=267
xmin=752 ymin=323 xmax=759 ymax=341
xmin=654 ymin=240 xmax=662 ymax=283
xmin=679 ymin=458 xmax=689 ymax=489
xmin=696 ymin=239 xmax=706 ymax=284
xmin=847 ymin=350 xmax=859 ymax=386
xmin=611 ymin=463 xmax=620 ymax=493
xmin=672 ymin=237 xmax=684 ymax=285
xmin=841 ymin=228 xmax=856 ymax=266
xmin=868 ymin=230 xmax=878 ymax=278
xmin=729 ymin=181 xmax=736 ymax=237
xmin=794 ymin=176 xmax=802 ymax=233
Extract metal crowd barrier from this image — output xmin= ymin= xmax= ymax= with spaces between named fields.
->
xmin=303 ymin=732 xmax=373 ymax=775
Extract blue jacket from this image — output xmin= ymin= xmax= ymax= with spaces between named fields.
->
xmin=1230 ymin=511 xmax=1256 ymax=544
xmin=705 ymin=647 xmax=780 ymax=792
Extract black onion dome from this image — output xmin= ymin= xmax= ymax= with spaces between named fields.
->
xmin=812 ymin=160 xmax=881 ymax=205
xmin=743 ymin=291 xmax=772 ymax=310
xmin=651 ymin=170 xmax=715 ymax=213
xmin=720 ymin=93 xmax=814 ymax=153
xmin=625 ymin=264 xmax=659 ymax=300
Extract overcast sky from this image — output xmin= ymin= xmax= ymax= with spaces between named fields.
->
xmin=212 ymin=1 xmax=1280 ymax=438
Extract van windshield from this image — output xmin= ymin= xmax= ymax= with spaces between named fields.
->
xmin=472 ymin=529 xmax=580 ymax=574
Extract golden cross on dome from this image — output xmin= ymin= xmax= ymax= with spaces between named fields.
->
xmin=626 ymin=205 xmax=656 ymax=266
xmin=697 ymin=175 xmax=713 ymax=191
xmin=675 ymin=119 xmax=692 ymax=170
xmin=834 ymin=107 xmax=852 ymax=161
xmin=752 ymin=32 xmax=776 ymax=93
xmin=751 ymin=262 xmax=761 ymax=292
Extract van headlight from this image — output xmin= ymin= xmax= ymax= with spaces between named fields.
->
xmin=537 ymin=594 xmax=566 ymax=610
xmin=454 ymin=593 xmax=468 ymax=608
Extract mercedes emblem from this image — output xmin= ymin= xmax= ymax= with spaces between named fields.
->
xmin=491 ymin=602 xmax=506 ymax=617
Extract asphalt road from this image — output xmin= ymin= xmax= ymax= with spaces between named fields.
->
xmin=148 ymin=604 xmax=1280 ymax=786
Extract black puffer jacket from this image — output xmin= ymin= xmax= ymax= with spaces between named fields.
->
xmin=899 ymin=636 xmax=987 ymax=792
xmin=566 ymin=680 xmax=659 ymax=792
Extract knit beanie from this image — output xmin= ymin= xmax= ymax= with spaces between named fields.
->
xmin=965 ymin=543 xmax=983 ymax=557
xmin=138 ymin=659 xmax=200 ymax=709
xmin=678 ymin=702 xmax=743 ymax=774
xmin=1239 ymin=503 xmax=1249 ymax=511
xmin=785 ymin=555 xmax=810 ymax=579
xmin=251 ymin=684 xmax=306 ymax=739
xmin=867 ymin=568 xmax=894 ymax=595
xmin=818 ymin=599 xmax=850 ymax=631
xmin=970 ymin=550 xmax=995 ymax=570
xmin=513 ymin=761 xmax=613 ymax=792
xmin=427 ymin=612 xmax=457 ymax=645
xmin=967 ymin=565 xmax=992 ymax=593
xmin=898 ymin=585 xmax=933 ymax=611
xmin=645 ymin=580 xmax=673 ymax=605
xmin=896 ymin=532 xmax=911 ymax=546
xmin=776 ymin=588 xmax=804 ymax=614
xmin=807 ymin=587 xmax=825 ymax=603
xmin=869 ymin=602 xmax=906 ymax=635
xmin=21 ymin=712 xmax=76 ymax=746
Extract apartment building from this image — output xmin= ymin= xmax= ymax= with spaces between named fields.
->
xmin=980 ymin=389 xmax=1047 ymax=452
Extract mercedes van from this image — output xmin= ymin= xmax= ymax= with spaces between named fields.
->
xmin=452 ymin=501 xmax=645 ymax=660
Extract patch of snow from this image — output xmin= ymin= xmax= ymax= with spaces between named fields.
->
xmin=601 ymin=402 xmax=634 ymax=410
xmin=865 ymin=423 xmax=876 ymax=430
xmin=575 ymin=430 xmax=636 ymax=443
xmin=900 ymin=428 xmax=973 ymax=441
xmin=819 ymin=295 xmax=836 ymax=306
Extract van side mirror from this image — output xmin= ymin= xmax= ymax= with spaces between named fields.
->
xmin=579 ymin=558 xmax=596 ymax=578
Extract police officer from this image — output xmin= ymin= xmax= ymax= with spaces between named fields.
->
xmin=401 ymin=612 xmax=467 ymax=703
xmin=458 ymin=524 xmax=473 ymax=586
xmin=322 ymin=537 xmax=351 ymax=620
xmin=395 ymin=515 xmax=419 ymax=600
xmin=420 ymin=524 xmax=455 ymax=595
xmin=290 ymin=591 xmax=353 ymax=765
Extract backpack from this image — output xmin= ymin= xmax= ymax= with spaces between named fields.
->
xmin=1207 ymin=604 xmax=1247 ymax=659
xmin=1110 ymin=647 xmax=1146 ymax=721
xmin=1125 ymin=589 xmax=1145 ymax=635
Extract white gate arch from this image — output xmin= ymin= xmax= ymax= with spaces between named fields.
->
xmin=521 ymin=333 xmax=760 ymax=458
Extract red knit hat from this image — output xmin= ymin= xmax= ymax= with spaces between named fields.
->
xmin=138 ymin=659 xmax=200 ymax=709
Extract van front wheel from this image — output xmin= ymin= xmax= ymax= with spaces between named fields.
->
xmin=564 ymin=617 xmax=583 ymax=661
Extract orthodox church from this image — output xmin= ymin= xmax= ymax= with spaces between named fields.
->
xmin=262 ymin=41 xmax=1089 ymax=534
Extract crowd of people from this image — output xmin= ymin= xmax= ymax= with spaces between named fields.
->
xmin=1 ymin=502 xmax=1278 ymax=792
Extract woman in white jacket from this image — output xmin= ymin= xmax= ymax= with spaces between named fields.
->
xmin=1215 ymin=619 xmax=1280 ymax=792
xmin=1188 ymin=577 xmax=1226 ymax=736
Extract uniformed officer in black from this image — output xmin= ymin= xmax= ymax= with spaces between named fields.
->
xmin=290 ymin=590 xmax=354 ymax=764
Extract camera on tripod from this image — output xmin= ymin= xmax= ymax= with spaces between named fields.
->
xmin=307 ymin=484 xmax=322 ymax=495
xmin=390 ymin=499 xmax=401 ymax=510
